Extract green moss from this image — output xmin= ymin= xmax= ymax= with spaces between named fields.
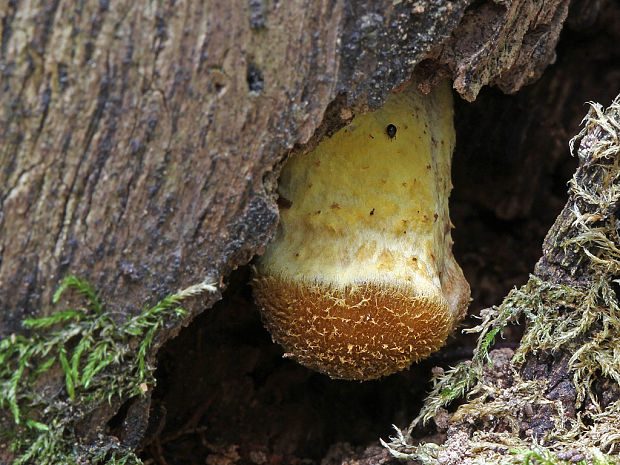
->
xmin=511 ymin=446 xmax=617 ymax=465
xmin=382 ymin=97 xmax=620 ymax=463
xmin=0 ymin=275 xmax=216 ymax=464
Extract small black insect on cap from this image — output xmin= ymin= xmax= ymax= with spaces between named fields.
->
xmin=386 ymin=124 xmax=397 ymax=139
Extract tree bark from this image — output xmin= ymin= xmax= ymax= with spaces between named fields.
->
xmin=0 ymin=0 xmax=571 ymax=335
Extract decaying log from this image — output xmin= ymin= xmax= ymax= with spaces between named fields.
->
xmin=0 ymin=0 xmax=603 ymax=462
xmin=1 ymin=0 xmax=573 ymax=335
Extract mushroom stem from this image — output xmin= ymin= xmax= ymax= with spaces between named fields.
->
xmin=253 ymin=80 xmax=470 ymax=380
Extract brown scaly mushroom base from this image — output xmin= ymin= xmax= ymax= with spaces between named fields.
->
xmin=254 ymin=278 xmax=452 ymax=380
xmin=253 ymin=80 xmax=470 ymax=380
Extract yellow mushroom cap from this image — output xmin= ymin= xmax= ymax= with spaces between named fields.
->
xmin=253 ymin=80 xmax=470 ymax=380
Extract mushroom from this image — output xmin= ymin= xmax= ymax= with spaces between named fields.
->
xmin=253 ymin=80 xmax=470 ymax=380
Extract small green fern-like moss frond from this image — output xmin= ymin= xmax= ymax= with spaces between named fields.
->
xmin=0 ymin=275 xmax=218 ymax=464
xmin=52 ymin=274 xmax=104 ymax=314
xmin=23 ymin=309 xmax=86 ymax=329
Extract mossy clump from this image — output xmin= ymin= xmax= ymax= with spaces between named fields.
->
xmin=383 ymin=96 xmax=620 ymax=464
xmin=0 ymin=275 xmax=216 ymax=465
